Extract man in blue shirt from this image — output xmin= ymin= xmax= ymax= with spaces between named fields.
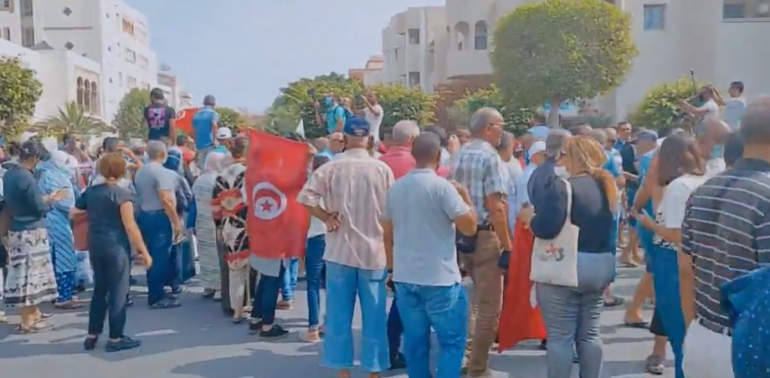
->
xmin=614 ymin=121 xmax=633 ymax=151
xmin=192 ymin=95 xmax=220 ymax=168
xmin=144 ymin=88 xmax=177 ymax=143
xmin=312 ymin=94 xmax=346 ymax=134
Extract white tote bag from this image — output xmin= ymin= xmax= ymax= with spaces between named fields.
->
xmin=530 ymin=178 xmax=579 ymax=287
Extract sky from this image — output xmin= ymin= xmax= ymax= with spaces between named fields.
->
xmin=126 ymin=0 xmax=444 ymax=113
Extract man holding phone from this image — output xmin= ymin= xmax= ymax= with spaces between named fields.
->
xmin=312 ymin=92 xmax=346 ymax=134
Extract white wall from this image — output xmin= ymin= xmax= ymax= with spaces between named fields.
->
xmin=0 ymin=0 xmax=21 ymax=44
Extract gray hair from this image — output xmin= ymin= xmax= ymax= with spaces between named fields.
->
xmin=392 ymin=120 xmax=421 ymax=144
xmin=545 ymin=129 xmax=570 ymax=157
xmin=497 ymin=131 xmax=515 ymax=152
xmin=469 ymin=107 xmax=503 ymax=136
xmin=146 ymin=140 xmax=167 ymax=160
xmin=589 ymin=129 xmax=607 ymax=145
xmin=411 ymin=133 xmax=442 ymax=162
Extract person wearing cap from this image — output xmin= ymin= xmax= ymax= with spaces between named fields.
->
xmin=144 ymin=88 xmax=177 ymax=144
xmin=298 ymin=116 xmax=395 ymax=377
xmin=192 ymin=95 xmax=220 ymax=167
xmin=516 ymin=140 xmax=547 ymax=214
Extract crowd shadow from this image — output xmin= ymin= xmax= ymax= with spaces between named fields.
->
xmin=172 ymin=347 xmax=320 ymax=378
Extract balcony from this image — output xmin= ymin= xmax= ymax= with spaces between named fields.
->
xmin=446 ymin=49 xmax=493 ymax=79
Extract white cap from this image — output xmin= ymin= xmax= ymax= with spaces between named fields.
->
xmin=19 ymin=131 xmax=38 ymax=143
xmin=216 ymin=127 xmax=233 ymax=140
xmin=528 ymin=141 xmax=546 ymax=156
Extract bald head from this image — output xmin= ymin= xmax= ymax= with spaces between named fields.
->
xmin=469 ymin=107 xmax=503 ymax=136
xmin=570 ymin=124 xmax=592 ymax=136
xmin=392 ymin=120 xmax=421 ymax=145
xmin=411 ymin=132 xmax=442 ymax=167
xmin=741 ymin=97 xmax=770 ymax=145
xmin=605 ymin=127 xmax=617 ymax=140
xmin=696 ymin=117 xmax=730 ymax=145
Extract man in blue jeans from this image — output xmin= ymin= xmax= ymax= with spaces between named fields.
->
xmin=381 ymin=133 xmax=479 ymax=378
xmin=134 ymin=141 xmax=183 ymax=309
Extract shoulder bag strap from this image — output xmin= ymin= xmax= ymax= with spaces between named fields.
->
xmin=562 ymin=178 xmax=573 ymax=224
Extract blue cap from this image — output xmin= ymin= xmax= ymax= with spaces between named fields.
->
xmin=343 ymin=117 xmax=370 ymax=137
xmin=636 ymin=129 xmax=658 ymax=142
xmin=528 ymin=125 xmax=550 ymax=140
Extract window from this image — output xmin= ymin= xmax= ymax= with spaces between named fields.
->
xmin=83 ymin=80 xmax=91 ymax=111
xmin=454 ymin=22 xmax=470 ymax=50
xmin=20 ymin=0 xmax=32 ymax=16
xmin=138 ymin=55 xmax=149 ymax=68
xmin=643 ymin=4 xmax=666 ymax=30
xmin=122 ymin=19 xmax=135 ymax=35
xmin=2 ymin=27 xmax=10 ymax=41
xmin=21 ymin=26 xmax=34 ymax=48
xmin=1 ymin=0 xmax=11 ymax=10
xmin=90 ymin=82 xmax=99 ymax=113
xmin=63 ymin=7 xmax=72 ymax=16
xmin=724 ymin=3 xmax=746 ymax=18
xmin=474 ymin=21 xmax=488 ymax=50
xmin=77 ymin=78 xmax=84 ymax=107
xmin=124 ymin=47 xmax=136 ymax=63
xmin=127 ymin=76 xmax=137 ymax=87
xmin=408 ymin=28 xmax=420 ymax=44
xmin=408 ymin=72 xmax=420 ymax=88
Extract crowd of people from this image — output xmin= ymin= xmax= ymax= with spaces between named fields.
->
xmin=0 ymin=86 xmax=767 ymax=378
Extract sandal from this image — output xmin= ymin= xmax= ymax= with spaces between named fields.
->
xmin=18 ymin=321 xmax=52 ymax=334
xmin=622 ymin=320 xmax=650 ymax=329
xmin=299 ymin=328 xmax=322 ymax=343
xmin=604 ymin=297 xmax=625 ymax=307
xmin=645 ymin=355 xmax=665 ymax=375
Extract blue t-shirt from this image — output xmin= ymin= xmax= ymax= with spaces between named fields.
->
xmin=325 ymin=105 xmax=346 ymax=134
xmin=192 ymin=107 xmax=219 ymax=149
xmin=637 ymin=151 xmax=655 ymax=214
xmin=603 ymin=150 xmax=621 ymax=178
xmin=144 ymin=104 xmax=176 ymax=141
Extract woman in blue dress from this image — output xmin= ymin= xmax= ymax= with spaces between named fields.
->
xmin=38 ymin=150 xmax=81 ymax=309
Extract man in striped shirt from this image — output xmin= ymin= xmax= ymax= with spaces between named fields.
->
xmin=298 ymin=117 xmax=395 ymax=378
xmin=680 ymin=98 xmax=770 ymax=378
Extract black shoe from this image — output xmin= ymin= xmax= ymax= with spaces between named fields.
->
xmin=388 ymin=354 xmax=407 ymax=370
xmin=106 ymin=336 xmax=141 ymax=352
xmin=539 ymin=340 xmax=547 ymax=350
xmin=126 ymin=297 xmax=134 ymax=307
xmin=248 ymin=319 xmax=263 ymax=334
xmin=83 ymin=336 xmax=98 ymax=351
xmin=149 ymin=298 xmax=181 ymax=309
xmin=259 ymin=324 xmax=289 ymax=339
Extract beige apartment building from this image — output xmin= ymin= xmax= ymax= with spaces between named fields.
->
xmin=377 ymin=0 xmax=770 ymax=122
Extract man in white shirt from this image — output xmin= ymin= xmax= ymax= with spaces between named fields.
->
xmin=363 ymin=91 xmax=384 ymax=144
xmin=720 ymin=81 xmax=747 ymax=130
xmin=681 ymin=86 xmax=720 ymax=122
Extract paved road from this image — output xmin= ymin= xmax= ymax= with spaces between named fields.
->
xmin=0 ymin=265 xmax=672 ymax=378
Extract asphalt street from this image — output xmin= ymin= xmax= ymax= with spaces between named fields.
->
xmin=0 ymin=264 xmax=672 ymax=378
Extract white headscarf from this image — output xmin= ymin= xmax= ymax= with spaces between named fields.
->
xmin=204 ymin=151 xmax=228 ymax=174
xmin=51 ymin=150 xmax=78 ymax=170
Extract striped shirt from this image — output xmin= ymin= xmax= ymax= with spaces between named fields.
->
xmin=681 ymin=158 xmax=770 ymax=331
xmin=297 ymin=148 xmax=394 ymax=270
xmin=450 ymin=139 xmax=508 ymax=225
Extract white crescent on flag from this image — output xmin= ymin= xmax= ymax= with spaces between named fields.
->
xmin=252 ymin=182 xmax=287 ymax=220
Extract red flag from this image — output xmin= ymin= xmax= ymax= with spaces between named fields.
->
xmin=246 ymin=130 xmax=311 ymax=259
xmin=497 ymin=221 xmax=547 ymax=351
xmin=175 ymin=107 xmax=198 ymax=135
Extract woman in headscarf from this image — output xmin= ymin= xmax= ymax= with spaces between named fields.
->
xmin=192 ymin=152 xmax=226 ymax=299
xmin=162 ymin=149 xmax=194 ymax=293
xmin=38 ymin=150 xmax=81 ymax=309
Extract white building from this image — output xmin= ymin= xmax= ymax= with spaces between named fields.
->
xmin=379 ymin=0 xmax=770 ymax=121
xmin=0 ymin=0 xmax=162 ymax=122
xmin=380 ymin=6 xmax=448 ymax=92
xmin=157 ymin=62 xmax=193 ymax=110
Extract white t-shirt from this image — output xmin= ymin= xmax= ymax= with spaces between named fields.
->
xmin=307 ymin=199 xmax=327 ymax=238
xmin=723 ymin=97 xmax=746 ymax=130
xmin=701 ymin=99 xmax=720 ymax=120
xmin=653 ymin=174 xmax=708 ymax=248
xmin=706 ymin=158 xmax=726 ymax=178
xmin=364 ymin=104 xmax=384 ymax=143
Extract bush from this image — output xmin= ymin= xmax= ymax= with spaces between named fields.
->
xmin=453 ymin=86 xmax=534 ymax=134
xmin=628 ymin=76 xmax=706 ymax=131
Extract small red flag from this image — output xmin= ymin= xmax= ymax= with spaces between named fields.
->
xmin=175 ymin=108 xmax=198 ymax=135
xmin=497 ymin=221 xmax=547 ymax=351
xmin=246 ymin=130 xmax=310 ymax=259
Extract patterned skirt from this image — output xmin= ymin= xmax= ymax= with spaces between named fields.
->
xmin=4 ymin=228 xmax=58 ymax=308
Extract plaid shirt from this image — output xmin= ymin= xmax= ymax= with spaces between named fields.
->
xmin=297 ymin=148 xmax=394 ymax=270
xmin=450 ymin=139 xmax=508 ymax=225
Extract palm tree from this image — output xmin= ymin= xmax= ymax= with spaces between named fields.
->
xmin=42 ymin=101 xmax=111 ymax=137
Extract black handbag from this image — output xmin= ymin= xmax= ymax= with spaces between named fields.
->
xmin=456 ymin=233 xmax=478 ymax=254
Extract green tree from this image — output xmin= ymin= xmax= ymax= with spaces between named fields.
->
xmin=0 ymin=57 xmax=43 ymax=140
xmin=453 ymin=86 xmax=535 ymax=134
xmin=41 ymin=101 xmax=111 ymax=137
xmin=215 ymin=107 xmax=246 ymax=128
xmin=491 ymin=0 xmax=637 ymax=127
xmin=269 ymin=73 xmax=437 ymax=139
xmin=628 ymin=76 xmax=706 ymax=131
xmin=113 ymin=88 xmax=150 ymax=138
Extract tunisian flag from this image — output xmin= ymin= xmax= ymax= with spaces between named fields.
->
xmin=175 ymin=108 xmax=198 ymax=135
xmin=497 ymin=221 xmax=547 ymax=351
xmin=246 ymin=130 xmax=311 ymax=259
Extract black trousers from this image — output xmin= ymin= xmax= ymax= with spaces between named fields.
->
xmin=87 ymin=245 xmax=130 ymax=339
